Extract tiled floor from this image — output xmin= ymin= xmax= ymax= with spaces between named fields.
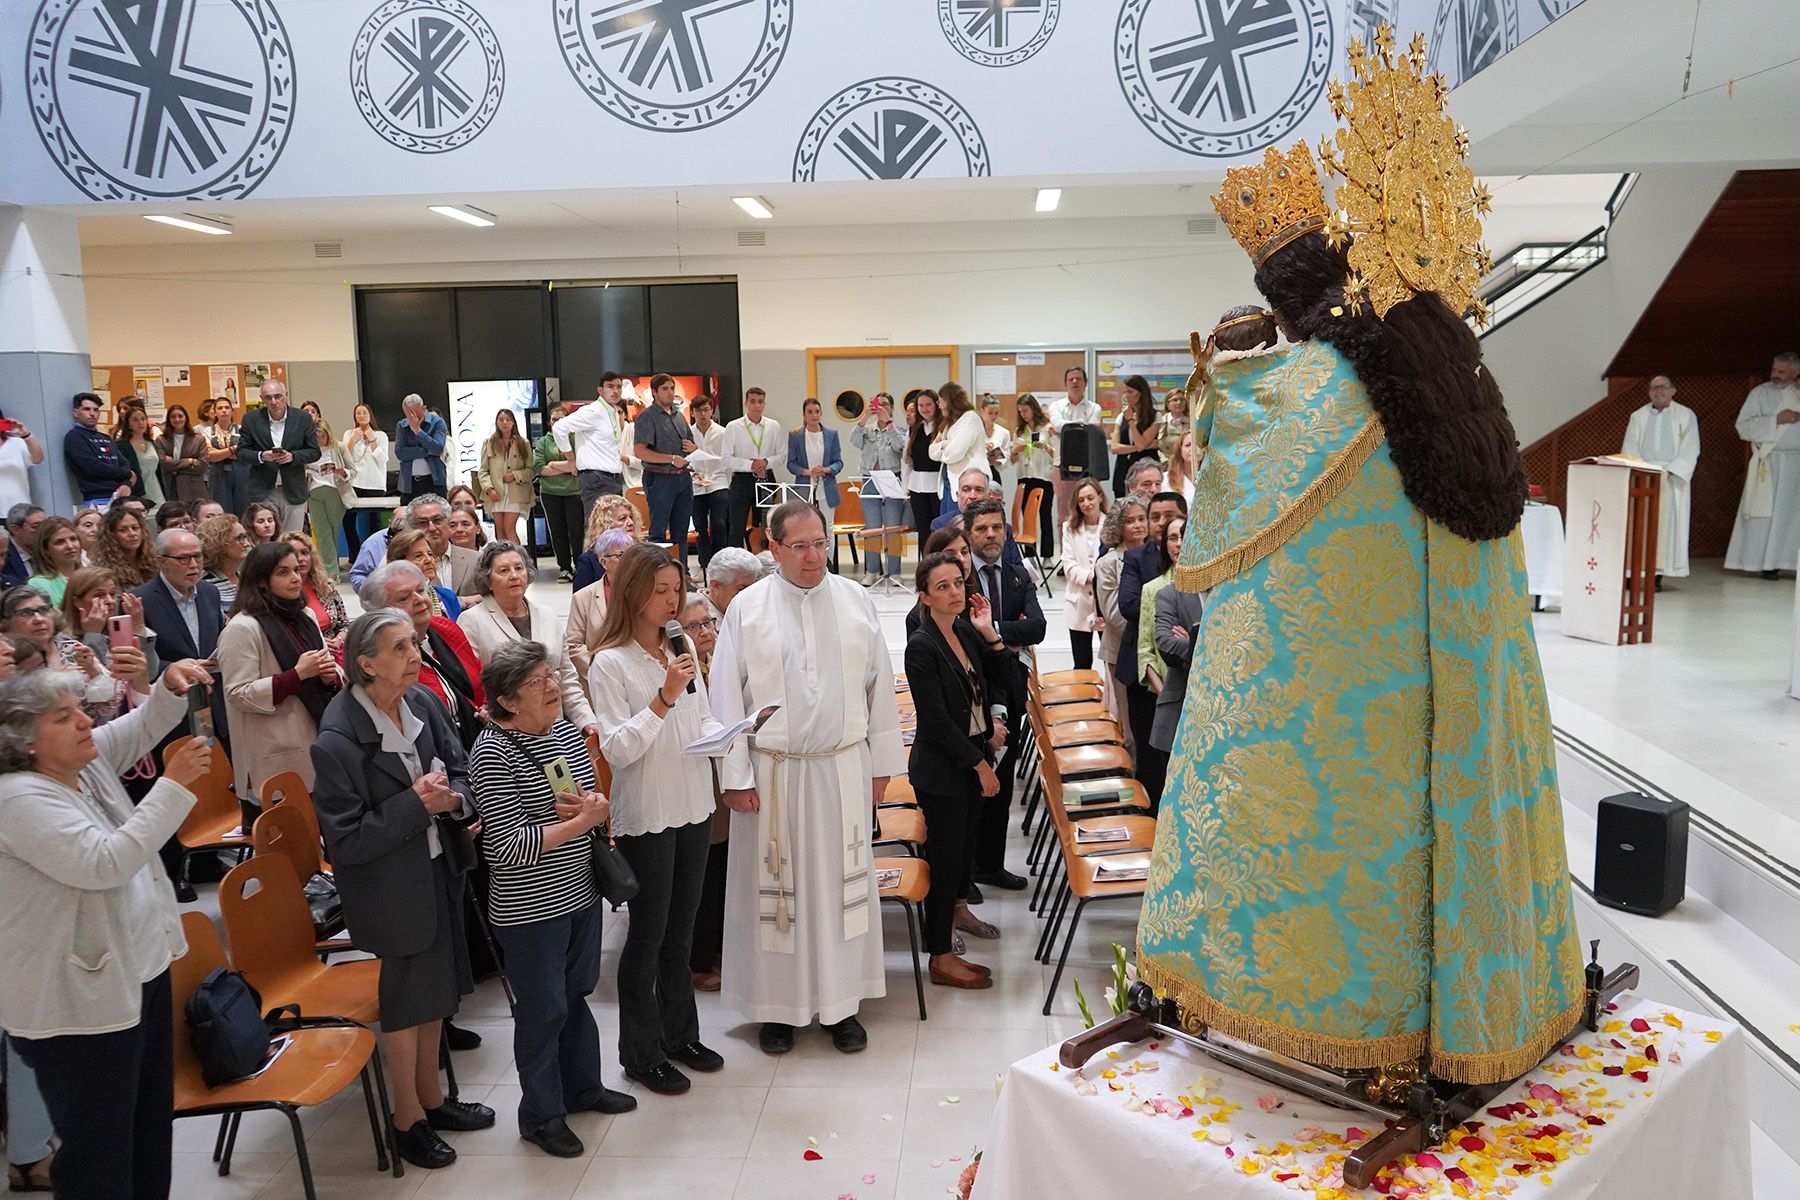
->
xmin=127 ymin=557 xmax=1799 ymax=1199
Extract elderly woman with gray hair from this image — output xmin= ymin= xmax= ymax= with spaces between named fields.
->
xmin=458 ymin=542 xmax=596 ymax=740
xmin=310 ymin=609 xmax=495 ymax=1170
xmin=468 ymin=641 xmax=633 ymax=1157
xmin=564 ymin=527 xmax=635 ymax=686
xmin=360 ymin=561 xmax=486 ymax=749
xmin=0 ymin=657 xmax=214 ymax=1200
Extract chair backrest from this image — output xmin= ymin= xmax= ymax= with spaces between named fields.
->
xmin=259 ymin=771 xmax=321 ymax=848
xmin=1019 ymin=486 xmax=1043 ymax=547
xmin=166 ymin=735 xmax=240 ymax=840
xmin=218 ymin=854 xmax=322 ymax=1000
xmin=837 ymin=489 xmax=868 ymax=532
xmin=253 ymin=802 xmax=323 ymax=883
xmin=584 ymin=729 xmax=614 ymax=797
xmin=170 ymin=912 xmax=232 ymax=1091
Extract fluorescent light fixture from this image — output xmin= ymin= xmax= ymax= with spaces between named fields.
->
xmin=429 ymin=204 xmax=496 ymax=227
xmin=1035 ymin=188 xmax=1062 ymax=213
xmin=144 ymin=213 xmax=232 ymax=235
xmin=733 ymin=196 xmax=774 ymax=220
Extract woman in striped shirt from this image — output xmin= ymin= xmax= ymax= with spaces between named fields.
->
xmin=468 ymin=640 xmax=636 ymax=1158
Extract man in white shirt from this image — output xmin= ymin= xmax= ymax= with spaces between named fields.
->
xmin=1725 ymin=351 xmax=1800 ymax=579
xmin=1621 ymin=376 xmax=1700 ymax=586
xmin=689 ymin=394 xmax=732 ymax=566
xmin=1046 ymin=366 xmax=1104 ymax=539
xmin=711 ymin=502 xmax=902 ymax=1055
xmin=553 ymin=373 xmax=630 ymax=516
xmin=720 ymin=387 xmax=786 ymax=549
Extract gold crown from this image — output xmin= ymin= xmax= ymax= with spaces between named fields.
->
xmin=1211 ymin=143 xmax=1329 ymax=269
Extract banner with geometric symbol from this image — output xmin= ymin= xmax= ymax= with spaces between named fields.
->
xmin=4 ymin=0 xmax=1584 ymax=205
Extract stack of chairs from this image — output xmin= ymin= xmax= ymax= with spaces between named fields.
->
xmin=1012 ymin=664 xmax=1159 ymax=1015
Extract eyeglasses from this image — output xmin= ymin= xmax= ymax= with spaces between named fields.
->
xmin=681 ymin=617 xmax=717 ymax=635
xmin=158 ymin=552 xmax=204 ymax=564
xmin=234 ymin=533 xmax=252 ymax=544
xmin=600 ymin=551 xmax=624 ymax=563
xmin=519 ymin=672 xmax=559 ymax=691
xmin=11 ymin=605 xmax=51 ymax=619
xmin=778 ymin=537 xmax=830 ymax=554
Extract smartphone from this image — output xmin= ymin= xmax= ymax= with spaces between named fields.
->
xmin=543 ymin=756 xmax=578 ymax=797
xmin=108 ymin=613 xmax=135 ymax=650
xmin=187 ymin=683 xmax=215 ymax=746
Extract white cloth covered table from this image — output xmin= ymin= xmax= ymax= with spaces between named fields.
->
xmin=974 ymin=997 xmax=1747 ymax=1200
xmin=1521 ymin=503 xmax=1565 ymax=607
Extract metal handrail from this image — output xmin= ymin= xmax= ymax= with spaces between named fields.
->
xmin=1478 ymin=226 xmax=1610 ymax=335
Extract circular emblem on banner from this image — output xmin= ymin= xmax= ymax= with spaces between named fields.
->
xmin=1345 ymin=0 xmax=1398 ymax=43
xmin=1537 ymin=0 xmax=1576 ymax=21
xmin=937 ymin=0 xmax=1060 ymax=68
xmin=1429 ymin=0 xmax=1520 ymax=85
xmin=793 ymin=77 xmax=990 ymax=183
xmin=556 ymin=0 xmax=791 ymax=131
xmin=350 ymin=0 xmax=503 ymax=154
xmin=27 ymin=0 xmax=295 ymax=200
xmin=1113 ymin=0 xmax=1332 ymax=160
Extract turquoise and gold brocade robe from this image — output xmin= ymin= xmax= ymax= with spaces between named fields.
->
xmin=1137 ymin=339 xmax=1586 ymax=1085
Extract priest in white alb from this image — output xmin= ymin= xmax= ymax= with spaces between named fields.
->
xmin=1621 ymin=375 xmax=1700 ymax=584
xmin=711 ymin=501 xmax=902 ymax=1056
xmin=1724 ymin=351 xmax=1800 ymax=579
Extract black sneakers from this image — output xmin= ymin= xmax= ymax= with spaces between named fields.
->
xmin=624 ymin=1061 xmax=692 ymax=1095
xmin=665 ymin=1041 xmax=725 ymax=1072
xmin=521 ymin=1118 xmax=584 ymax=1158
xmin=393 ymin=1121 xmax=456 ymax=1169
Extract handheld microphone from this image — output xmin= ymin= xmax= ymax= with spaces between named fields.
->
xmin=664 ymin=619 xmax=697 ymax=694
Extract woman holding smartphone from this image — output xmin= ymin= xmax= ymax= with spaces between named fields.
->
xmin=1010 ymin=394 xmax=1056 ymax=557
xmin=587 ymin=544 xmax=726 ymax=1096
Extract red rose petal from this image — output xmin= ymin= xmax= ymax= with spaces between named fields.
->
xmin=1275 ymin=1173 xmax=1299 ymax=1182
xmin=1464 ymin=1120 xmax=1483 ymax=1132
xmin=1372 ymin=1175 xmax=1392 ymax=1195
xmin=1629 ymin=1018 xmax=1651 ymax=1032
xmin=1534 ymin=1152 xmax=1557 ymax=1163
xmin=1513 ymin=1163 xmax=1536 ymax=1175
xmin=1585 ymin=1115 xmax=1607 ymax=1127
xmin=1459 ymin=1136 xmax=1486 ymax=1153
xmin=1415 ymin=1152 xmax=1443 ymax=1170
xmin=1602 ymin=1065 xmax=1623 ymax=1076
xmin=1445 ymin=1167 xmax=1470 ymax=1184
xmin=1224 ymin=1148 xmax=1234 ymax=1158
xmin=1645 ymin=1044 xmax=1659 ymax=1062
xmin=1538 ymin=1124 xmax=1563 ymax=1138
xmin=1610 ymin=1038 xmax=1626 ymax=1050
xmin=803 ymin=1150 xmax=824 ymax=1162
xmin=1631 ymin=1070 xmax=1650 ymax=1082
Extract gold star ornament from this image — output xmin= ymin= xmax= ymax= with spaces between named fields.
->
xmin=1315 ymin=23 xmax=1491 ymax=326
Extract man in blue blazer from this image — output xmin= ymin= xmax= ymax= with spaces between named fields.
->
xmin=395 ymin=393 xmax=449 ymax=504
xmin=787 ymin=399 xmax=843 ymax=566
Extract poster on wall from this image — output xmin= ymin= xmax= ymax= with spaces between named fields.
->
xmin=1093 ymin=349 xmax=1192 ymax=421
xmin=244 ymin=363 xmax=278 ymax=394
xmin=131 ymin=367 xmax=166 ymax=422
xmin=207 ymin=365 xmax=242 ymax=405
xmin=162 ymin=365 xmax=191 ymax=388
xmin=448 ymin=379 xmax=537 ymax=491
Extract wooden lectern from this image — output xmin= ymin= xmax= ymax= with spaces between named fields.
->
xmin=1561 ymin=458 xmax=1662 ymax=646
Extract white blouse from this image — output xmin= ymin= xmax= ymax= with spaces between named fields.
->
xmin=588 ymin=643 xmax=723 ymax=838
xmin=342 ymin=428 xmax=391 ymax=491
xmin=1062 ymin=521 xmax=1105 ymax=631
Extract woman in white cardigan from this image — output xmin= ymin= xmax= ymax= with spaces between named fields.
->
xmin=457 ymin=541 xmax=597 ymax=739
xmin=0 ymin=659 xmax=214 ymax=1200
xmin=1060 ymin=479 xmax=1110 ymax=671
xmin=928 ymin=382 xmax=990 ymax=513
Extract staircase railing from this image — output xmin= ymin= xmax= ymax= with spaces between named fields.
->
xmin=1476 ymin=173 xmax=1638 ymax=336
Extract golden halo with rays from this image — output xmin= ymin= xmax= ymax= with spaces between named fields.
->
xmin=1316 ymin=25 xmax=1495 ymax=327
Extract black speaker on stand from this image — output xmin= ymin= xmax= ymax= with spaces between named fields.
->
xmin=1592 ymin=791 xmax=1689 ymax=916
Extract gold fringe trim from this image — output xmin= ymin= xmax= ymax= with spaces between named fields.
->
xmin=1139 ymin=957 xmax=1594 ymax=1086
xmin=1428 ymin=992 xmax=1591 ymax=1085
xmin=1176 ymin=417 xmax=1385 ymax=595
xmin=1138 ymin=956 xmax=1427 ymax=1070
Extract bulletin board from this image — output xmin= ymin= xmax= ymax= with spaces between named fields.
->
xmin=968 ymin=349 xmax=1088 ymax=431
xmin=1092 ymin=348 xmax=1193 ymax=424
xmin=92 ymin=362 xmax=287 ymax=429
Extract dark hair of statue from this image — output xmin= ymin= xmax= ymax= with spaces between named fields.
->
xmin=1252 ymin=232 xmax=1527 ymax=542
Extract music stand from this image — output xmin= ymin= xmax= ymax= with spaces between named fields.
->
xmin=754 ymin=482 xmax=813 ymax=511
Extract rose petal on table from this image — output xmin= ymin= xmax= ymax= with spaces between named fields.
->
xmin=931 ymin=1160 xmax=943 ymax=1169
xmin=1704 ymin=1030 xmax=1723 ymax=1043
xmin=1662 ymin=1013 xmax=1683 ymax=1029
xmin=1629 ymin=1017 xmax=1651 ymax=1033
xmin=1459 ymin=1136 xmax=1486 ymax=1153
xmin=1414 ymin=1152 xmax=1443 ymax=1170
xmin=807 ymin=1137 xmax=819 ymax=1148
xmin=863 ymin=1175 xmax=877 ymax=1185
xmin=803 ymin=1150 xmax=824 ymax=1161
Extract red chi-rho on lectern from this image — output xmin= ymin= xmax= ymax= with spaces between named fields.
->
xmin=1561 ymin=456 xmax=1663 ymax=645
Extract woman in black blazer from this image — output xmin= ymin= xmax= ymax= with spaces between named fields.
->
xmin=311 ymin=609 xmax=495 ymax=1170
xmin=904 ymin=551 xmax=1014 ymax=990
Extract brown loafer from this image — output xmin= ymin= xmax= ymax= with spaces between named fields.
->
xmin=930 ymin=964 xmax=994 ymax=990
xmin=691 ymin=971 xmax=721 ymax=992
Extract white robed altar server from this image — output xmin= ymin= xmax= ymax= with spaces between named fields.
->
xmin=1724 ymin=352 xmax=1800 ymax=577
xmin=712 ymin=502 xmax=903 ymax=1040
xmin=1621 ymin=376 xmax=1700 ymax=578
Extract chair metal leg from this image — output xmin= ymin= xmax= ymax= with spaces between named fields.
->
xmin=357 ymin=1063 xmax=390 ymax=1172
xmin=1042 ymin=899 xmax=1090 ymax=1015
xmin=368 ymin=1034 xmax=403 ymax=1178
xmin=283 ymin=1105 xmax=319 ymax=1200
xmin=211 ymin=1113 xmax=231 ymax=1163
xmin=439 ymin=1025 xmax=459 ymax=1099
xmin=1035 ymin=880 xmax=1071 ymax=962
xmin=904 ymin=901 xmax=927 ymax=1021
xmin=219 ymin=1111 xmax=242 ymax=1175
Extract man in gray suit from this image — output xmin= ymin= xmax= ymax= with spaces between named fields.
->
xmin=236 ymin=379 xmax=320 ymax=531
xmin=403 ymin=494 xmax=480 ymax=597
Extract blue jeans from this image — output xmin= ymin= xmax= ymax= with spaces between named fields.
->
xmin=489 ymin=901 xmax=606 ymax=1131
xmin=861 ymin=489 xmax=908 ymax=577
xmin=644 ymin=471 xmax=693 ymax=571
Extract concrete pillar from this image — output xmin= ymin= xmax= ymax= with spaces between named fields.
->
xmin=0 ymin=206 xmax=92 ymax=516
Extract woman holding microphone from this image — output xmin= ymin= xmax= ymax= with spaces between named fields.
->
xmin=587 ymin=544 xmax=726 ymax=1095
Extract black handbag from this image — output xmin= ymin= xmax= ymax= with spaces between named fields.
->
xmin=493 ymin=727 xmax=639 ymax=909
xmin=301 ymin=871 xmax=345 ymax=940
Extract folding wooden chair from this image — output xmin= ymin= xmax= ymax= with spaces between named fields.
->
xmin=1014 ymin=485 xmax=1057 ymax=596
xmin=173 ymin=913 xmax=398 ymax=1200
xmin=877 ymin=856 xmax=930 ymax=1020
xmin=251 ymin=804 xmax=352 ymax=955
xmin=1037 ymin=849 xmax=1149 ymax=1016
xmin=167 ymin=735 xmax=252 ymax=891
xmin=218 ymin=856 xmax=381 ymax=1026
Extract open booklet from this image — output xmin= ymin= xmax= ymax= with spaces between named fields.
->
xmin=683 ymin=704 xmax=780 ymax=757
xmin=866 ymin=469 xmax=908 ymax=500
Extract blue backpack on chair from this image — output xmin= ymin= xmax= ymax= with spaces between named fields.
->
xmin=184 ymin=968 xmax=300 ymax=1086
